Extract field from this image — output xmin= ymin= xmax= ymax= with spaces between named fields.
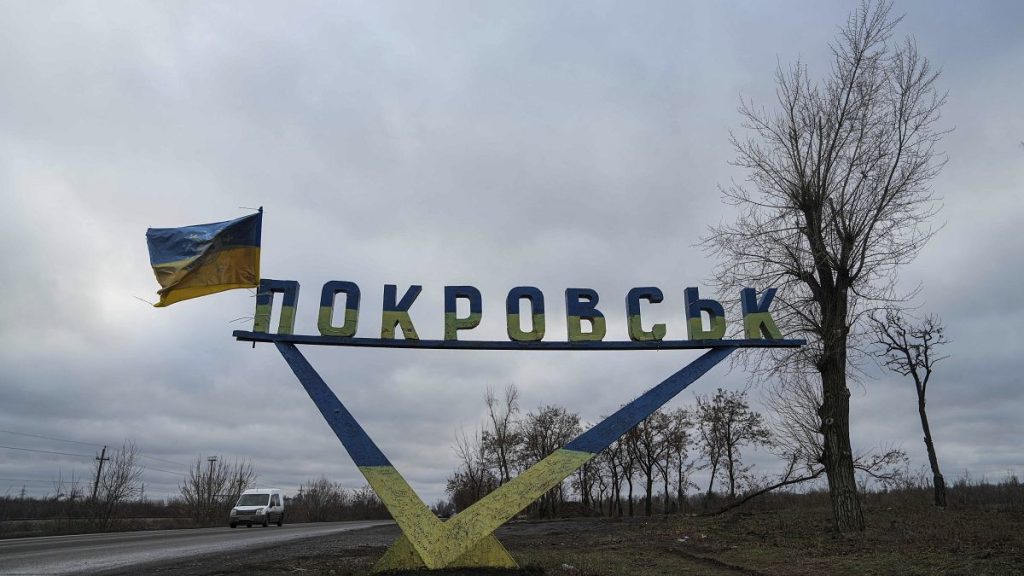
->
xmin=136 ymin=487 xmax=1024 ymax=576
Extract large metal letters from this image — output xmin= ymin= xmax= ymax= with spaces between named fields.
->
xmin=235 ymin=279 xmax=802 ymax=571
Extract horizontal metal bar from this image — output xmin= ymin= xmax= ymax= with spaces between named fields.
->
xmin=233 ymin=330 xmax=804 ymax=350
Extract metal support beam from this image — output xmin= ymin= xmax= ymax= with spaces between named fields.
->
xmin=274 ymin=342 xmax=734 ymax=571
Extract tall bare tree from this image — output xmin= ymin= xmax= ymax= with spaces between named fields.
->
xmin=653 ymin=410 xmax=692 ymax=514
xmin=482 ymin=384 xmax=521 ymax=485
xmin=591 ymin=452 xmax=612 ymax=515
xmin=626 ymin=410 xmax=672 ymax=516
xmin=666 ymin=408 xmax=696 ymax=509
xmin=871 ymin=309 xmax=948 ymax=506
xmin=703 ymin=0 xmax=946 ymax=531
xmin=695 ymin=389 xmax=771 ymax=499
xmin=516 ymin=405 xmax=581 ymax=517
xmin=603 ymin=437 xmax=628 ymax=517
xmin=446 ymin=427 xmax=498 ymax=512
xmin=572 ymin=457 xmax=599 ymax=511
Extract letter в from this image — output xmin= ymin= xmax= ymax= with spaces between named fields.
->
xmin=566 ymin=288 xmax=607 ymax=342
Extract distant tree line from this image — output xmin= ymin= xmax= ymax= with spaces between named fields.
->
xmin=0 ymin=442 xmax=390 ymax=535
xmin=288 ymin=476 xmax=390 ymax=522
xmin=443 ymin=385 xmax=826 ymax=518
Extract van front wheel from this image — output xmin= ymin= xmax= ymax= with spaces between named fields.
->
xmin=276 ymin=515 xmax=283 ymax=527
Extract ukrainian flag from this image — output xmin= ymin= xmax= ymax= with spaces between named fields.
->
xmin=146 ymin=210 xmax=262 ymax=307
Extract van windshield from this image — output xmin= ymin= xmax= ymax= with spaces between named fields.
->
xmin=237 ymin=494 xmax=270 ymax=506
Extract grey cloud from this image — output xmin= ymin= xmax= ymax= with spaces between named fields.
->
xmin=1 ymin=1 xmax=1022 ymax=503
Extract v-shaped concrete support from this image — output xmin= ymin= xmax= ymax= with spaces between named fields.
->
xmin=275 ymin=342 xmax=733 ymax=571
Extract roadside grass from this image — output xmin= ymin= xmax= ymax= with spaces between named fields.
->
xmin=121 ymin=489 xmax=1023 ymax=576
xmin=0 ymin=516 xmax=195 ymax=539
xmin=489 ymin=489 xmax=1024 ymax=576
xmin=10 ymin=481 xmax=1023 ymax=575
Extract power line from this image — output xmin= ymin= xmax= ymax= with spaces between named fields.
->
xmin=0 ymin=429 xmax=190 ymax=470
xmin=144 ymin=466 xmax=184 ymax=476
xmin=0 ymin=444 xmax=186 ymax=477
xmin=0 ymin=444 xmax=94 ymax=458
xmin=137 ymin=454 xmax=189 ymax=468
xmin=0 ymin=429 xmax=104 ymax=448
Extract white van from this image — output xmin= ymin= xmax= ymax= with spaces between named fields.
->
xmin=230 ymin=488 xmax=285 ymax=528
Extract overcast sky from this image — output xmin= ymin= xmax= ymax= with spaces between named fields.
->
xmin=1 ymin=1 xmax=1022 ymax=504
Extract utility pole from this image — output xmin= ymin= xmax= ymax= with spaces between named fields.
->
xmin=207 ymin=456 xmax=218 ymax=522
xmin=91 ymin=446 xmax=109 ymax=502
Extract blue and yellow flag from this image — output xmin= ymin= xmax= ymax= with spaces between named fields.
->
xmin=146 ymin=211 xmax=262 ymax=307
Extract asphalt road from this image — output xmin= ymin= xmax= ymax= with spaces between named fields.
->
xmin=0 ymin=520 xmax=393 ymax=575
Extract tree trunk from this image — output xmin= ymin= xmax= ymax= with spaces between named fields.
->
xmin=644 ymin=474 xmax=653 ymax=516
xmin=818 ymin=320 xmax=865 ymax=532
xmin=663 ymin=470 xmax=671 ymax=513
xmin=627 ymin=478 xmax=634 ymax=517
xmin=705 ymin=461 xmax=718 ymax=500
xmin=727 ymin=445 xmax=736 ymax=499
xmin=918 ymin=397 xmax=947 ymax=507
xmin=676 ymin=461 xmax=685 ymax=510
xmin=611 ymin=477 xmax=620 ymax=517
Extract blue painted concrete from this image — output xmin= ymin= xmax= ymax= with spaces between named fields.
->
xmin=563 ymin=347 xmax=734 ymax=454
xmin=275 ymin=342 xmax=391 ymax=468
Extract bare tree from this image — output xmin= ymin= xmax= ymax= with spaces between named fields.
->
xmin=626 ymin=410 xmax=672 ymax=516
xmin=591 ymin=452 xmax=611 ymax=515
xmin=648 ymin=410 xmax=696 ymax=514
xmin=696 ymin=397 xmax=725 ymax=502
xmin=572 ymin=456 xmax=599 ymax=512
xmin=90 ymin=441 xmax=144 ymax=529
xmin=296 ymin=476 xmax=348 ymax=521
xmin=871 ymin=309 xmax=948 ymax=506
xmin=180 ymin=456 xmax=256 ymax=526
xmin=446 ymin=427 xmax=498 ymax=512
xmin=349 ymin=484 xmax=388 ymax=519
xmin=766 ymin=370 xmax=909 ymax=485
xmin=482 ymin=384 xmax=521 ymax=485
xmin=516 ymin=405 xmax=581 ymax=517
xmin=52 ymin=471 xmax=84 ymax=530
xmin=666 ymin=408 xmax=697 ymax=510
xmin=703 ymin=0 xmax=946 ymax=531
xmin=603 ymin=437 xmax=628 ymax=517
xmin=695 ymin=390 xmax=771 ymax=499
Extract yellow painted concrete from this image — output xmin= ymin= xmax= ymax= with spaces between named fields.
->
xmin=374 ymin=533 xmax=517 ymax=571
xmin=435 ymin=449 xmax=594 ymax=566
xmin=359 ymin=466 xmax=445 ymax=567
xmin=360 ymin=449 xmax=595 ymax=571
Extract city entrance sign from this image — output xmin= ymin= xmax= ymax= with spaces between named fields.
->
xmin=233 ymin=278 xmax=803 ymax=572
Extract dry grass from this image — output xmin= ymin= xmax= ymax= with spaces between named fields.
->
xmin=90 ymin=483 xmax=1024 ymax=575
xmin=494 ymin=492 xmax=1024 ymax=576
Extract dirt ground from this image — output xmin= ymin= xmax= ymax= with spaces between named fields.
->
xmin=105 ymin=500 xmax=1024 ymax=576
